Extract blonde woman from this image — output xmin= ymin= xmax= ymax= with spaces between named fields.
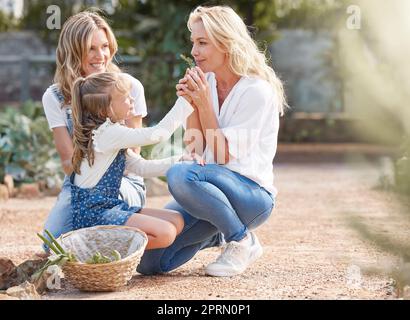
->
xmin=138 ymin=5 xmax=285 ymax=277
xmin=41 ymin=11 xmax=147 ymax=248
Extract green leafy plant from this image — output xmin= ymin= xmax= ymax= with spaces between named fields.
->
xmin=34 ymin=230 xmax=77 ymax=280
xmin=0 ymin=101 xmax=62 ymax=186
xmin=86 ymin=250 xmax=122 ymax=264
xmin=180 ymin=54 xmax=195 ymax=69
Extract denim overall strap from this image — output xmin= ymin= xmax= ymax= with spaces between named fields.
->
xmin=95 ymin=149 xmax=127 ymax=191
xmin=50 ymin=84 xmax=73 ymax=137
xmin=69 ymin=149 xmax=126 ymax=191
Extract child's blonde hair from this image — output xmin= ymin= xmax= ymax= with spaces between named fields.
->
xmin=54 ymin=10 xmax=121 ymax=105
xmin=71 ymin=72 xmax=131 ymax=174
xmin=188 ymin=5 xmax=288 ymax=115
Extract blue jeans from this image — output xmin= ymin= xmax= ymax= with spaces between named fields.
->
xmin=42 ymin=174 xmax=146 ymax=251
xmin=137 ymin=162 xmax=274 ymax=275
xmin=43 ymin=176 xmax=73 ymax=240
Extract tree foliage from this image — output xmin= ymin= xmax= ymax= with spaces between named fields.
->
xmin=108 ymin=0 xmax=288 ymax=117
xmin=0 ymin=8 xmax=18 ymax=31
xmin=12 ymin=0 xmax=349 ymax=115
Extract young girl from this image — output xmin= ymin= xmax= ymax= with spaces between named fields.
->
xmin=70 ymin=72 xmax=198 ymax=249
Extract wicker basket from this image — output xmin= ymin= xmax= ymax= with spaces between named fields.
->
xmin=58 ymin=225 xmax=148 ymax=292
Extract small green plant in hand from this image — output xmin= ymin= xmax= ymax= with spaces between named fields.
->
xmin=180 ymin=54 xmax=195 ymax=69
xmin=180 ymin=54 xmax=198 ymax=92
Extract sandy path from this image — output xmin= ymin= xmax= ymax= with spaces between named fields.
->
xmin=1 ymin=144 xmax=409 ymax=299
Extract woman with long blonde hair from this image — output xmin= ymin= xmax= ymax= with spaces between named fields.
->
xmin=41 ymin=10 xmax=147 ymax=249
xmin=138 ymin=5 xmax=286 ymax=277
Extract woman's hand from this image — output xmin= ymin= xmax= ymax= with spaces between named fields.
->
xmin=176 ymin=69 xmax=194 ymax=104
xmin=176 ymin=82 xmax=193 ymax=104
xmin=179 ymin=67 xmax=213 ymax=112
xmin=179 ymin=152 xmax=205 ymax=166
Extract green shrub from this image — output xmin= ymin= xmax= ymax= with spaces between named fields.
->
xmin=0 ymin=101 xmax=62 ymax=186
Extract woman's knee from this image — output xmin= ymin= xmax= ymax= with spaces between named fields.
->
xmin=137 ymin=250 xmax=165 ymax=275
xmin=166 ymin=163 xmax=198 ymax=195
xmin=167 ymin=163 xmax=189 ymax=183
xmin=247 ymin=203 xmax=274 ymax=230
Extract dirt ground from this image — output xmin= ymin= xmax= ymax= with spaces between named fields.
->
xmin=1 ymin=143 xmax=409 ymax=300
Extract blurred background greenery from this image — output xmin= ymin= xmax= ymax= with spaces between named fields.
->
xmin=0 ymin=0 xmax=410 ymax=188
xmin=0 ymin=0 xmax=408 ymax=192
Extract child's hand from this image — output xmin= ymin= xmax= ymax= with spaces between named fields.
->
xmin=183 ymin=68 xmax=197 ymax=91
xmin=180 ymin=152 xmax=205 ymax=166
xmin=179 ymin=67 xmax=211 ymax=112
xmin=176 ymin=82 xmax=193 ymax=104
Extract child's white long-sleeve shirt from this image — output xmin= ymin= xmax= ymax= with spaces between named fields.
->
xmin=73 ymin=97 xmax=193 ymax=188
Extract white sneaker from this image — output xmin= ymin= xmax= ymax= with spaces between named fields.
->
xmin=205 ymin=232 xmax=263 ymax=277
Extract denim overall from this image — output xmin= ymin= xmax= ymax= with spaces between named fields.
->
xmin=50 ymin=84 xmax=74 ymax=135
xmin=70 ymin=149 xmax=140 ymax=229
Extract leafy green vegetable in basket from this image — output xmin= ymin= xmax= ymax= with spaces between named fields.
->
xmin=36 ymin=230 xmax=122 ymax=274
xmin=86 ymin=250 xmax=122 ymax=264
xmin=111 ymin=250 xmax=122 ymax=261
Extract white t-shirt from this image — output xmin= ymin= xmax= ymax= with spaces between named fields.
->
xmin=200 ymin=73 xmax=280 ymax=196
xmin=42 ymin=73 xmax=147 ymax=130
xmin=74 ymin=97 xmax=193 ymax=188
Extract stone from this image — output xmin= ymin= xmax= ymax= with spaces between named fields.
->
xmin=0 ymin=258 xmax=16 ymax=289
xmin=17 ymin=183 xmax=41 ymax=199
xmin=0 ymin=257 xmax=46 ymax=290
xmin=0 ymin=185 xmax=9 ymax=201
xmin=6 ymin=281 xmax=41 ymax=300
xmin=403 ymin=286 xmax=410 ymax=300
xmin=16 ymin=259 xmax=47 ymax=280
xmin=0 ymin=293 xmax=19 ymax=300
xmin=31 ymin=271 xmax=49 ymax=294
xmin=3 ymin=174 xmax=14 ymax=197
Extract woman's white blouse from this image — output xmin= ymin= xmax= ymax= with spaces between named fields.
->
xmin=202 ymin=73 xmax=279 ymax=196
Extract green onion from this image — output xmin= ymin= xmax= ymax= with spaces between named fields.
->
xmin=37 ymin=233 xmax=61 ymax=256
xmin=44 ymin=230 xmax=66 ymax=255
